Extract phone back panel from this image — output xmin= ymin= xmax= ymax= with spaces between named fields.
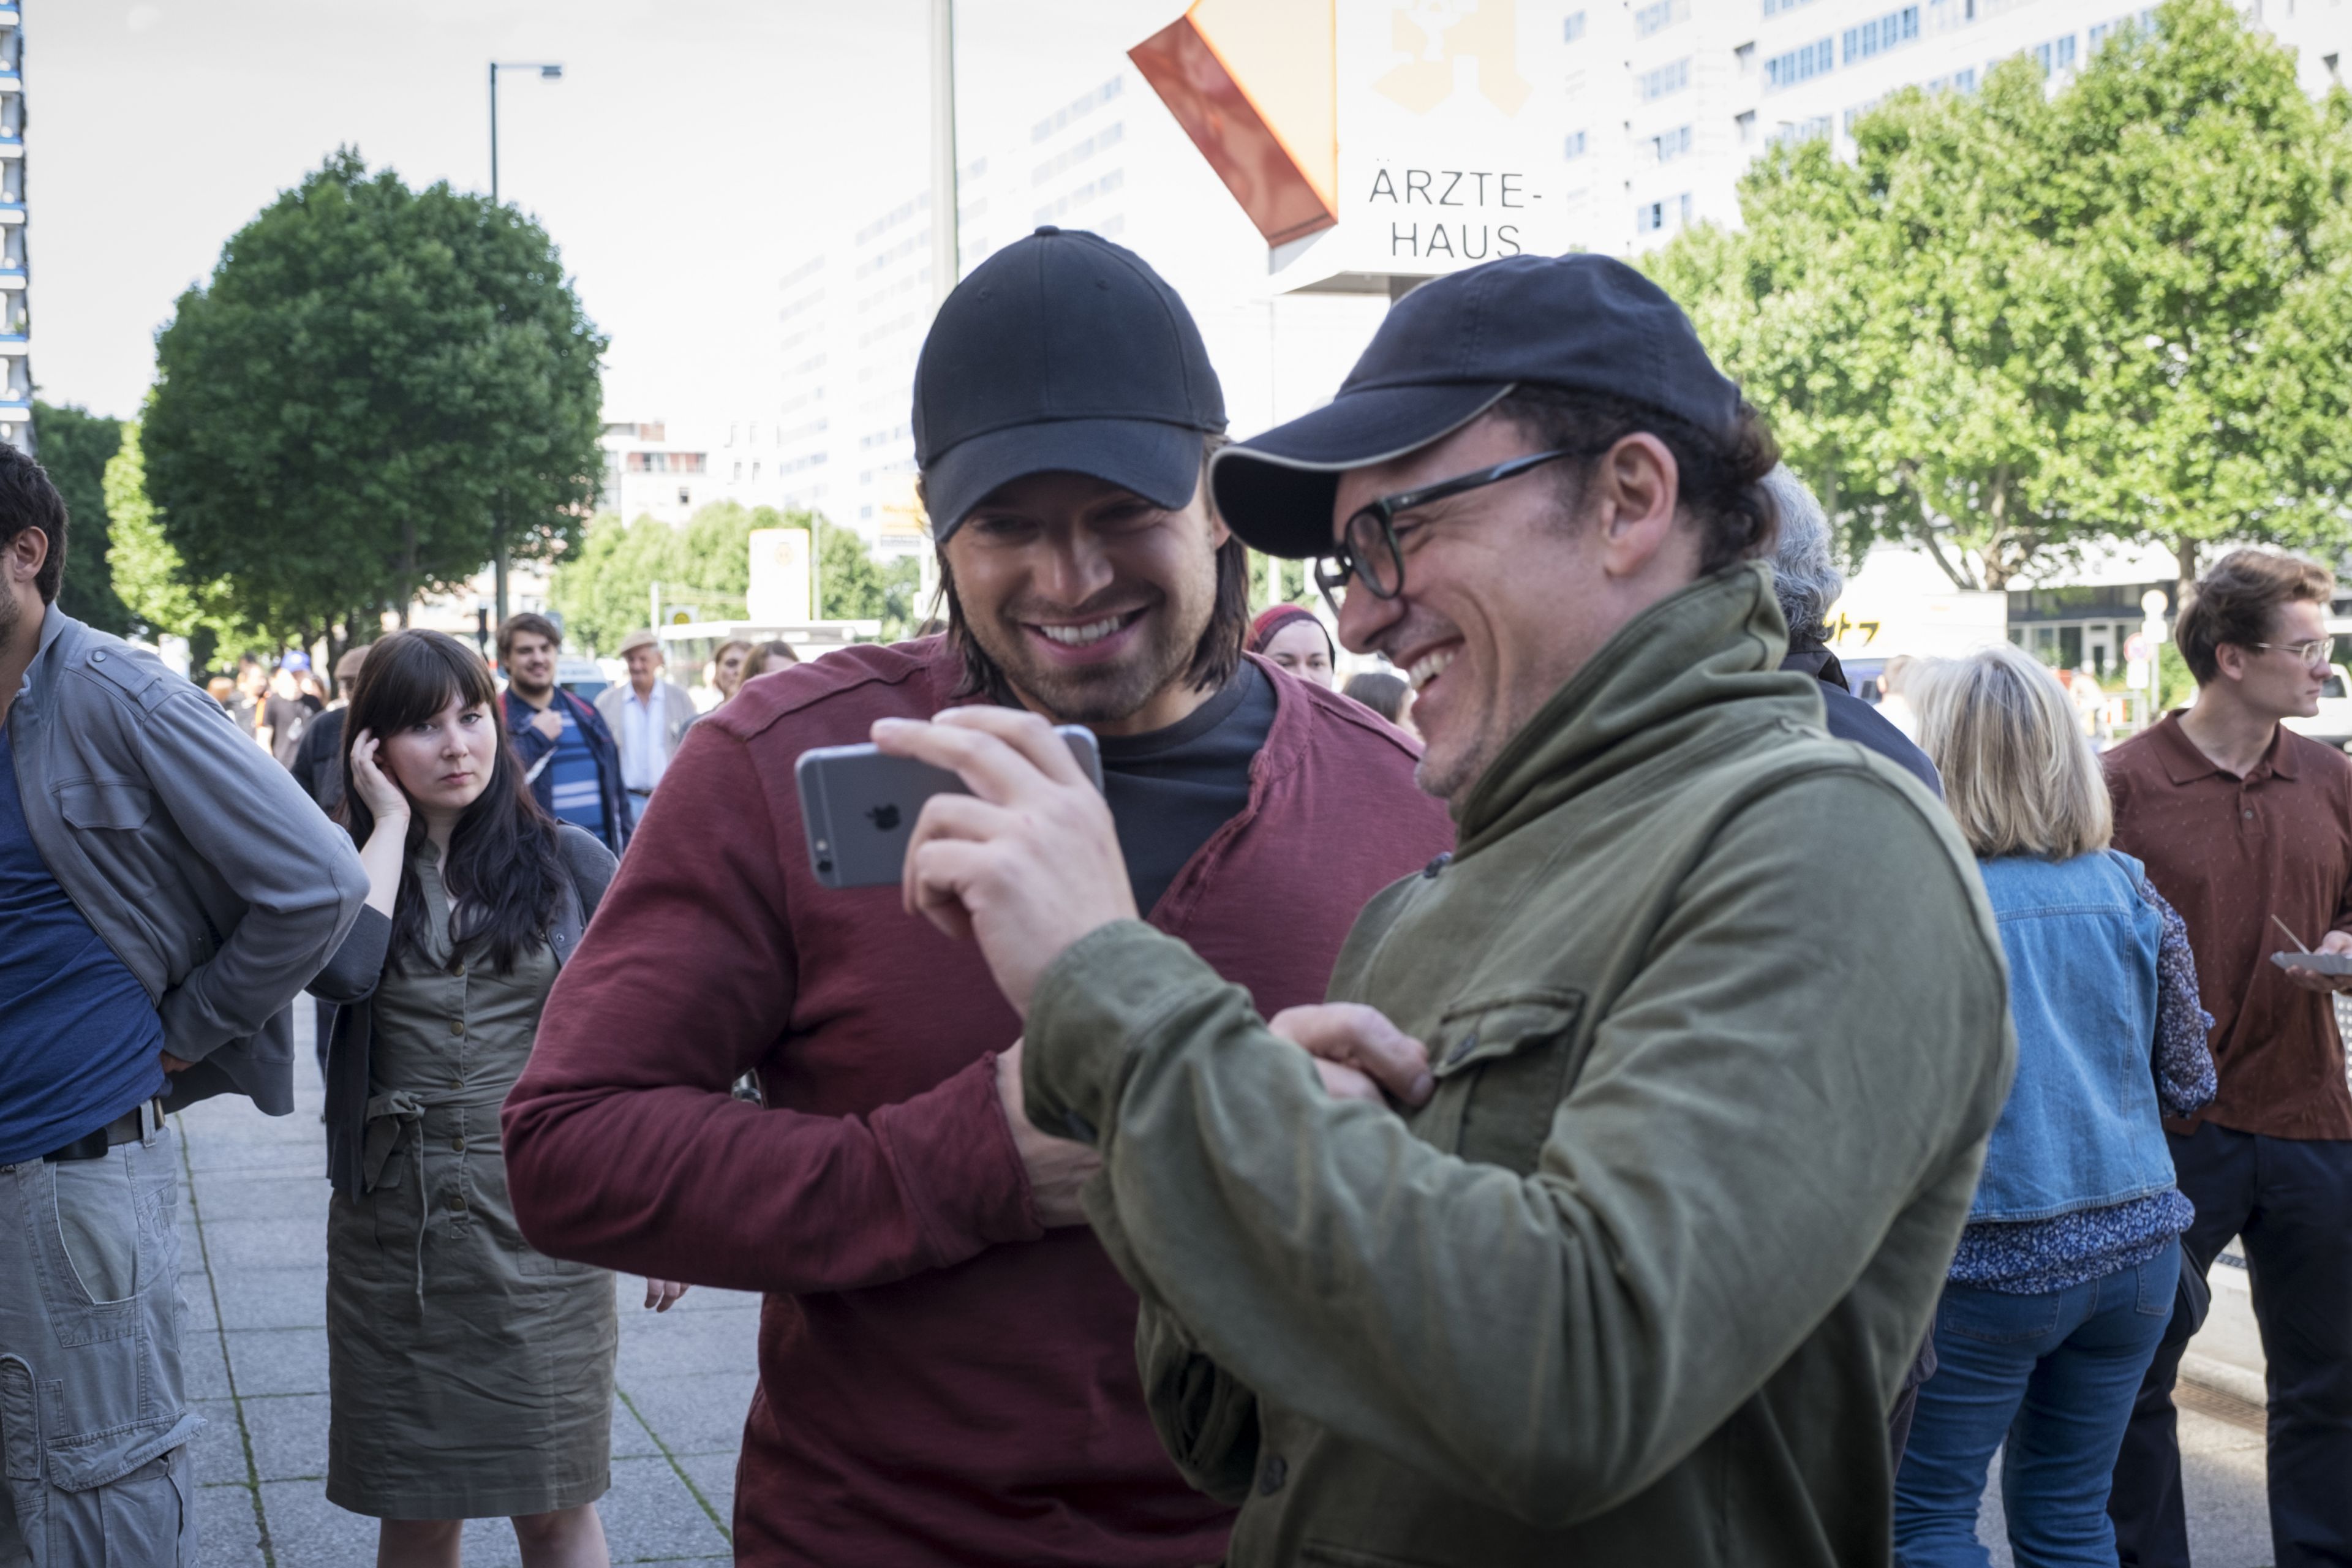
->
xmin=794 ymin=729 xmax=1103 ymax=889
xmin=796 ymin=749 xmax=971 ymax=889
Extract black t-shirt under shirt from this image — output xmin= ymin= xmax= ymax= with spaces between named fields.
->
xmin=1096 ymin=662 xmax=1278 ymax=918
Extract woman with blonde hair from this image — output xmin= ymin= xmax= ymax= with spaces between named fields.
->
xmin=1893 ymin=642 xmax=2214 ymax=1567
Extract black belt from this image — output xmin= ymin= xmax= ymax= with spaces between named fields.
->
xmin=44 ymin=1098 xmax=166 ymax=1163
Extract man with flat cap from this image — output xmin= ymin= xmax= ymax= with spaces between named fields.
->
xmin=867 ymin=251 xmax=2016 ymax=1564
xmin=502 ymin=227 xmax=1451 ymax=1566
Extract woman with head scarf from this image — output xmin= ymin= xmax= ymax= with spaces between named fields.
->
xmin=1250 ymin=605 xmax=1336 ymax=689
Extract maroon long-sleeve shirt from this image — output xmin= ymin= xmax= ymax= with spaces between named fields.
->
xmin=502 ymin=640 xmax=1454 ymax=1567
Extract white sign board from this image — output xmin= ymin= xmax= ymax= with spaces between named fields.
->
xmin=1279 ymin=0 xmax=1580 ymax=289
xmin=747 ymin=529 xmax=813 ymax=624
xmin=1822 ymin=589 xmax=2009 ymax=663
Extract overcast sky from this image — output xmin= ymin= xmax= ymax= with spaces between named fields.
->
xmin=38 ymin=0 xmax=1182 ymax=423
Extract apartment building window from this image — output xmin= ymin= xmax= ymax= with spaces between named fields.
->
xmin=1736 ymin=109 xmax=1758 ymax=142
xmin=1564 ymin=9 xmax=1588 ymax=40
xmin=1566 ymin=129 xmax=1590 ymax=158
xmin=1926 ymin=65 xmax=1979 ymax=91
xmin=1654 ymin=124 xmax=1694 ymax=161
xmin=1843 ymin=6 xmax=1920 ymax=62
xmin=1635 ymin=194 xmax=1692 ymax=233
xmin=1638 ymin=58 xmax=1692 ymax=99
xmin=1634 ymin=0 xmax=1691 ymax=36
xmin=1031 ymin=76 xmax=1124 ymax=143
xmin=1765 ymin=39 xmax=1833 ymax=88
xmin=1769 ymin=115 xmax=1832 ymax=146
xmin=2031 ymin=32 xmax=2079 ymax=71
xmin=1762 ymin=0 xmax=1820 ymax=18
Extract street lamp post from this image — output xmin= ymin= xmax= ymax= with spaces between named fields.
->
xmin=488 ymin=60 xmax=564 ymax=628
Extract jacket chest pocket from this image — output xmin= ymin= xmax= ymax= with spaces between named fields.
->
xmin=56 ymin=778 xmax=154 ymax=832
xmin=1424 ymin=989 xmax=1586 ymax=1175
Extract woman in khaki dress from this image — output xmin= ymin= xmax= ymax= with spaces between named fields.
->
xmin=312 ymin=630 xmax=685 ymax=1568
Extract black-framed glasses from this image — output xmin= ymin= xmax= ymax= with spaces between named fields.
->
xmin=1312 ymin=446 xmax=1598 ymax=617
xmin=2252 ymin=638 xmax=2337 ymax=666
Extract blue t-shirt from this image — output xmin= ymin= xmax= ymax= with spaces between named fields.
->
xmin=543 ymin=699 xmax=608 ymax=841
xmin=0 ymin=723 xmax=167 ymax=1164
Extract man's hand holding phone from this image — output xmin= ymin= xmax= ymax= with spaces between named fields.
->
xmin=872 ymin=708 xmax=1136 ymax=1016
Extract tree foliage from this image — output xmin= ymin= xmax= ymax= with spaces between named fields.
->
xmin=552 ymin=502 xmax=783 ymax=654
xmin=104 ymin=423 xmax=254 ymax=656
xmin=549 ymin=504 xmax=924 ymax=652
xmin=1646 ymin=0 xmax=2352 ymax=592
xmin=141 ymin=148 xmax=606 ymax=646
xmin=33 ymin=402 xmax=130 ymax=633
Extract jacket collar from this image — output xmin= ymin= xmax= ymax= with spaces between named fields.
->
xmin=1453 ymin=562 xmax=1822 ymax=857
xmin=2147 ymin=710 xmax=2300 ymax=783
xmin=13 ymin=601 xmax=78 ymax=708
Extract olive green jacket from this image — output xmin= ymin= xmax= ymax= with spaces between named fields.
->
xmin=1023 ymin=564 xmax=2015 ymax=1567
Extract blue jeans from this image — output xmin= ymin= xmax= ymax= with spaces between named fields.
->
xmin=1894 ymin=1240 xmax=2177 ymax=1567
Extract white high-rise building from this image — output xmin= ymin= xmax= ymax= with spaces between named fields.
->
xmin=1569 ymin=0 xmax=2348 ymax=255
xmin=1 ymin=1 xmax=29 ymax=454
xmin=756 ymin=0 xmax=2346 ymax=552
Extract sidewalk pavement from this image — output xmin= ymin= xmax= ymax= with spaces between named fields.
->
xmin=170 ymin=1011 xmax=758 ymax=1567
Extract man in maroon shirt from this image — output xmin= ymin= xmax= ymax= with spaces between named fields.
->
xmin=501 ymin=227 xmax=1453 ymax=1567
xmin=2104 ymin=549 xmax=2352 ymax=1568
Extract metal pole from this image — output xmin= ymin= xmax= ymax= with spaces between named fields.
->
xmin=929 ymin=0 xmax=958 ymax=310
xmin=920 ymin=0 xmax=957 ymax=621
xmin=489 ymin=63 xmax=499 ymax=205
xmin=489 ymin=62 xmax=505 ymax=624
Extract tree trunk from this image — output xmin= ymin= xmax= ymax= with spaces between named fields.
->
xmin=2173 ymin=535 xmax=2199 ymax=616
xmin=398 ymin=521 xmax=417 ymax=628
xmin=1917 ymin=525 xmax=1984 ymax=592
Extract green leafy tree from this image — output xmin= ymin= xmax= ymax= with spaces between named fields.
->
xmin=104 ymin=423 xmax=253 ymax=666
xmin=33 ymin=401 xmax=130 ymax=633
xmin=549 ymin=502 xmax=804 ymax=654
xmin=142 ymin=148 xmax=606 ymax=648
xmin=815 ymin=515 xmax=891 ymax=621
xmin=1648 ymin=0 xmax=2352 ymax=595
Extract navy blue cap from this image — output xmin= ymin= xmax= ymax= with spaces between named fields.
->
xmin=1210 ymin=253 xmax=1741 ymax=559
xmin=913 ymin=227 xmax=1226 ymax=541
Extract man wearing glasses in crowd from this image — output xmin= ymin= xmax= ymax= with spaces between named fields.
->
xmin=2105 ymin=550 xmax=2352 ymax=1568
xmin=502 ymin=228 xmax=1451 ymax=1566
xmin=869 ymin=252 xmax=2016 ymax=1566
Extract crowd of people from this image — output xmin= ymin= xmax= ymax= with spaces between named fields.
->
xmin=6 ymin=231 xmax=2352 ymax=1568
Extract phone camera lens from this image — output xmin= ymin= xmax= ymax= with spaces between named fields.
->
xmin=816 ymin=858 xmax=834 ymax=875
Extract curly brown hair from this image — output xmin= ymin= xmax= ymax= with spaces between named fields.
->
xmin=1491 ymin=385 xmax=1782 ymax=576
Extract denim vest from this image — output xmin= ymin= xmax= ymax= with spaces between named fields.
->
xmin=1971 ymin=850 xmax=2175 ymax=1222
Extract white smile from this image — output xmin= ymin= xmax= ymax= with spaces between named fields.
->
xmin=1406 ymin=648 xmax=1457 ymax=692
xmin=1035 ymin=613 xmax=1134 ymax=647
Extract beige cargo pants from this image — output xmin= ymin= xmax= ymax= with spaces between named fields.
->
xmin=0 ymin=1122 xmax=202 ymax=1566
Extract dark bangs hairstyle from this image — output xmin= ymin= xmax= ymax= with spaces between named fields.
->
xmin=1494 ymin=385 xmax=1782 ymax=574
xmin=933 ymin=439 xmax=1250 ymax=706
xmin=337 ymin=630 xmax=566 ymax=976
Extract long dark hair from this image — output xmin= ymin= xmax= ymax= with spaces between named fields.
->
xmin=337 ymin=630 xmax=566 ymax=975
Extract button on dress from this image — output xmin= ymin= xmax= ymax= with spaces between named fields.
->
xmin=325 ymin=852 xmax=617 ymax=1520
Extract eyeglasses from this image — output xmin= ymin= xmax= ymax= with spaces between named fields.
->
xmin=2252 ymin=639 xmax=2337 ymax=666
xmin=1312 ymin=446 xmax=1598 ymax=618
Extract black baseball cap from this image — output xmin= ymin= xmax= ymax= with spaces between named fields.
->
xmin=1210 ymin=252 xmax=1742 ymax=559
xmin=913 ymin=227 xmax=1226 ymax=542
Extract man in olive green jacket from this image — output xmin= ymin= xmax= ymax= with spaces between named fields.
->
xmin=875 ymin=253 xmax=2013 ymax=1565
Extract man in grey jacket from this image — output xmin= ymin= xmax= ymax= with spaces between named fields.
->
xmin=0 ymin=444 xmax=367 ymax=1564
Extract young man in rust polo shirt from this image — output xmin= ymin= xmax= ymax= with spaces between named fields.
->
xmin=2104 ymin=549 xmax=2352 ymax=1568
